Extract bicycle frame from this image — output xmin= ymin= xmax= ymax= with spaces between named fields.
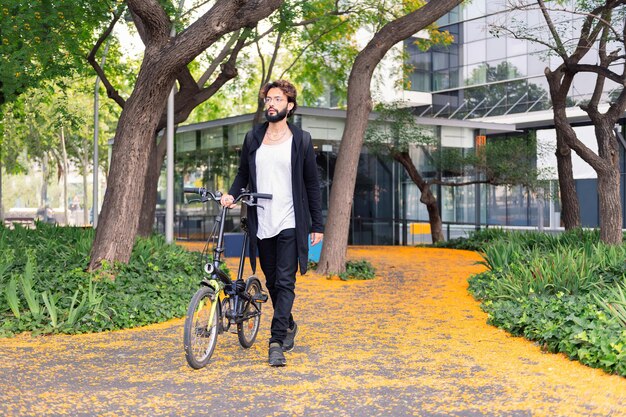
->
xmin=203 ymin=204 xmax=247 ymax=287
xmin=200 ymin=198 xmax=254 ymax=327
xmin=183 ymin=186 xmax=270 ymax=319
xmin=183 ymin=187 xmax=271 ymax=368
xmin=202 ymin=207 xmax=248 ymax=323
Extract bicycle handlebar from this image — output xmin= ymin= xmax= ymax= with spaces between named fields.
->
xmin=252 ymin=193 xmax=272 ymax=200
xmin=183 ymin=187 xmax=205 ymax=195
xmin=183 ymin=187 xmax=272 ymax=205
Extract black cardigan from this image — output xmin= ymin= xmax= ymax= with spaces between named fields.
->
xmin=229 ymin=122 xmax=324 ymax=274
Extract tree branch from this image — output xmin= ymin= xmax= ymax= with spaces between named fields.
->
xmin=608 ymin=20 xmax=626 ymax=119
xmin=126 ymin=0 xmax=171 ymax=46
xmin=175 ymin=66 xmax=200 ymax=95
xmin=180 ymin=0 xmax=213 ymax=20
xmin=256 ymin=34 xmax=267 ymax=85
xmin=568 ymin=64 xmax=623 ymax=85
xmin=585 ymin=16 xmax=613 ymax=112
xmin=570 ymin=3 xmax=611 ymax=63
xmin=263 ymin=31 xmax=283 ymax=86
xmin=191 ymin=29 xmax=250 ymax=104
xmin=278 ymin=19 xmax=349 ymax=79
xmin=429 ymin=178 xmax=507 ymax=187
xmin=240 ymin=6 xmax=354 ymax=49
xmin=536 ymin=0 xmax=568 ymax=60
xmin=87 ymin=6 xmax=127 ymax=109
xmin=155 ymin=28 xmax=250 ymax=131
xmin=198 ymin=30 xmax=242 ymax=87
xmin=494 ymin=25 xmax=557 ymax=53
xmin=170 ymin=0 xmax=283 ymax=68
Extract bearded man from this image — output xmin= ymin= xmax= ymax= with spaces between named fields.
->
xmin=220 ymin=80 xmax=324 ymax=367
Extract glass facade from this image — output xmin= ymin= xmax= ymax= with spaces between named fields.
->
xmin=155 ymin=108 xmax=547 ymax=245
xmin=401 ymin=1 xmax=626 ymax=236
xmin=406 ymin=2 xmax=613 ymax=118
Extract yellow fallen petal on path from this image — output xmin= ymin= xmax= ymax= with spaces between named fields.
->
xmin=0 ymin=246 xmax=625 ymax=416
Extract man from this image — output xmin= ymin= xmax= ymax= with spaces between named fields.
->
xmin=220 ymin=80 xmax=324 ymax=367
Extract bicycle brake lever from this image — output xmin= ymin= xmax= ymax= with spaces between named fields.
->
xmin=244 ymin=201 xmax=264 ymax=209
xmin=187 ymin=198 xmax=202 ymax=204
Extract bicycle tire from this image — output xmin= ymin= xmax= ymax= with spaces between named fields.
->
xmin=237 ymin=277 xmax=263 ymax=348
xmin=183 ymin=286 xmax=219 ymax=369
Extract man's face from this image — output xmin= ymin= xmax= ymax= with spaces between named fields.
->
xmin=264 ymin=87 xmax=291 ymax=123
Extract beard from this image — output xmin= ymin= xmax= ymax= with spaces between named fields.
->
xmin=264 ymin=107 xmax=288 ymax=123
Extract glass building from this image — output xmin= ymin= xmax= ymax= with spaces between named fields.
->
xmin=159 ymin=107 xmax=517 ymax=245
xmin=404 ymin=1 xmax=626 ymax=230
xmin=406 ymin=1 xmax=604 ymax=117
xmin=159 ymin=1 xmax=626 ymax=244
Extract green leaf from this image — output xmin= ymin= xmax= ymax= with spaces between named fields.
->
xmin=6 ymin=276 xmax=21 ymax=319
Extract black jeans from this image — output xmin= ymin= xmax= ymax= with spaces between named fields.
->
xmin=257 ymin=228 xmax=298 ymax=346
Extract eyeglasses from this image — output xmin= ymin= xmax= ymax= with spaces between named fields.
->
xmin=263 ymin=96 xmax=286 ymax=105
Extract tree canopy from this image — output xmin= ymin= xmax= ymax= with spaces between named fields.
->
xmin=0 ymin=1 xmax=113 ymax=105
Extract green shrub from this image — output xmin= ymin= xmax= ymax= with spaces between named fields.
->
xmin=0 ymin=224 xmax=205 ymax=337
xmin=308 ymin=259 xmax=377 ymax=280
xmin=597 ymin=282 xmax=626 ymax=329
xmin=433 ymin=227 xmax=508 ymax=251
xmin=338 ymin=259 xmax=376 ymax=281
xmin=467 ymin=229 xmax=626 ymax=376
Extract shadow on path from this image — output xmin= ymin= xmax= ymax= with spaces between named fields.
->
xmin=1 ymin=247 xmax=625 ymax=416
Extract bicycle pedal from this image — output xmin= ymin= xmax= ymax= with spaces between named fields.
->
xmin=252 ymin=293 xmax=269 ymax=303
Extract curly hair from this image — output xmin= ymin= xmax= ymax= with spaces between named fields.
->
xmin=260 ymin=80 xmax=298 ymax=117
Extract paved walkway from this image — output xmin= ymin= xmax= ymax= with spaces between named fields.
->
xmin=1 ymin=247 xmax=626 ymax=416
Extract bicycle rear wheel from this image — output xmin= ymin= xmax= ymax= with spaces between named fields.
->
xmin=237 ymin=277 xmax=263 ymax=348
xmin=183 ymin=286 xmax=219 ymax=369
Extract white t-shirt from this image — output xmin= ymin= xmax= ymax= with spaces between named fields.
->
xmin=255 ymin=136 xmax=296 ymax=239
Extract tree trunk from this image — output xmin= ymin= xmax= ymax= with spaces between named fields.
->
xmin=317 ymin=0 xmax=462 ymax=275
xmin=594 ymin=121 xmax=622 ymax=244
xmin=560 ymin=117 xmax=624 ymax=244
xmin=554 ymin=130 xmax=580 ymax=229
xmin=393 ymin=151 xmax=444 ymax=243
xmin=137 ymin=134 xmax=166 ymax=237
xmin=123 ymin=11 xmax=258 ymax=239
xmin=540 ymin=3 xmax=626 ymax=244
xmin=545 ymin=69 xmax=581 ymax=230
xmin=421 ymin=186 xmax=444 ymax=243
xmin=560 ymin=108 xmax=624 ymax=244
xmin=253 ymin=98 xmax=266 ymax=125
xmin=597 ymin=164 xmax=622 ymax=243
xmin=89 ymin=58 xmax=171 ymax=268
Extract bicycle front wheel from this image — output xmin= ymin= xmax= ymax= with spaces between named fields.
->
xmin=237 ymin=277 xmax=263 ymax=348
xmin=183 ymin=286 xmax=219 ymax=369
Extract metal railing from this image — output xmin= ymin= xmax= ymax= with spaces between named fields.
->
xmin=157 ymin=213 xmax=554 ymax=245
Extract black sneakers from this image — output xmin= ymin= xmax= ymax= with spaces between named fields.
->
xmin=268 ymin=322 xmax=298 ymax=365
xmin=282 ymin=322 xmax=298 ymax=352
xmin=268 ymin=342 xmax=286 ymax=367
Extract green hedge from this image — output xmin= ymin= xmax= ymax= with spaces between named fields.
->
xmin=0 ymin=223 xmax=206 ymax=337
xmin=447 ymin=229 xmax=626 ymax=376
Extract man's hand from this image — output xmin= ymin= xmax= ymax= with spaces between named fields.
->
xmin=310 ymin=232 xmax=323 ymax=246
xmin=220 ymin=193 xmax=237 ymax=208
